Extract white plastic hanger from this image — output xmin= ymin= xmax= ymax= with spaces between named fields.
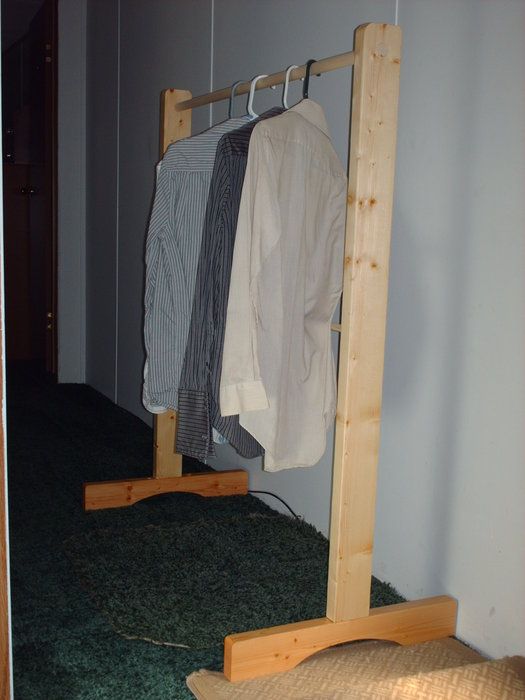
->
xmin=228 ymin=80 xmax=243 ymax=119
xmin=282 ymin=65 xmax=299 ymax=109
xmin=247 ymin=74 xmax=275 ymax=119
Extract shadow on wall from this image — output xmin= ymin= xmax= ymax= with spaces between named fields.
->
xmin=428 ymin=9 xmax=480 ymax=591
xmin=384 ymin=209 xmax=426 ymax=411
xmin=381 ymin=5 xmax=481 ymax=594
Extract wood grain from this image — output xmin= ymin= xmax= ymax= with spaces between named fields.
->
xmin=327 ymin=22 xmax=402 ymax=622
xmin=153 ymin=409 xmax=182 ymax=478
xmin=160 ymin=88 xmax=192 ymax=153
xmin=224 ymin=596 xmax=457 ymax=682
xmin=84 ymin=470 xmax=248 ymax=511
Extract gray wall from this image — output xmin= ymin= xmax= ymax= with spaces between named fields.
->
xmin=57 ymin=0 xmax=86 ymax=382
xmin=59 ymin=0 xmax=525 ymax=660
xmin=376 ymin=0 xmax=525 ymax=659
xmin=115 ymin=1 xmax=211 ymax=414
xmin=86 ymin=0 xmax=119 ymax=399
xmin=84 ymin=0 xmax=211 ymax=408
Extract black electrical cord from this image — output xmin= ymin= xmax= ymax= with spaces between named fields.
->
xmin=248 ymin=490 xmax=299 ymax=519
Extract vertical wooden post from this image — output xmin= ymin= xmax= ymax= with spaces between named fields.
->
xmin=152 ymin=89 xmax=192 ymax=478
xmin=159 ymin=88 xmax=192 ymax=154
xmin=153 ymin=410 xmax=182 ymax=477
xmin=326 ymin=23 xmax=402 ymax=621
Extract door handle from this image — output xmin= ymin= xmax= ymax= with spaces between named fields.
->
xmin=20 ymin=186 xmax=37 ymax=195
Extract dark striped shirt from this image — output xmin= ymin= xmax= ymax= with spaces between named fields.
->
xmin=176 ymin=108 xmax=284 ymax=460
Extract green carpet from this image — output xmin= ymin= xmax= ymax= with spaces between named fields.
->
xmin=65 ymin=514 xmax=329 ymax=648
xmin=7 ymin=364 xmax=403 ymax=699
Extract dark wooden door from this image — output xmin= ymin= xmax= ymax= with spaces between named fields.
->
xmin=3 ymin=163 xmax=34 ymax=360
xmin=2 ymin=0 xmax=57 ymax=373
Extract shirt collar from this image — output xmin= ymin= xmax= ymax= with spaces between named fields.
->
xmin=289 ymin=99 xmax=331 ymax=139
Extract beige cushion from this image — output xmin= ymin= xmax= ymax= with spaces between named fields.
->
xmin=186 ymin=638 xmax=512 ymax=699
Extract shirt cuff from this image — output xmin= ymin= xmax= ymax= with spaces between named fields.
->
xmin=220 ymin=380 xmax=269 ymax=416
xmin=176 ymin=388 xmax=214 ymax=461
xmin=144 ymin=402 xmax=170 ymax=414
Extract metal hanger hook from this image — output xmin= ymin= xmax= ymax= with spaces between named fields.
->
xmin=302 ymin=59 xmax=319 ymax=99
xmin=282 ymin=65 xmax=299 ymax=109
xmin=228 ymin=80 xmax=244 ymax=119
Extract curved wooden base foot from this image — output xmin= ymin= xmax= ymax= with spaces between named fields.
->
xmin=224 ymin=595 xmax=457 ymax=682
xmin=83 ymin=470 xmax=248 ymax=511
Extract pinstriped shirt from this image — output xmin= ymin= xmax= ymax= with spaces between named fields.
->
xmin=176 ymin=108 xmax=284 ymax=460
xmin=142 ymin=117 xmax=250 ymax=414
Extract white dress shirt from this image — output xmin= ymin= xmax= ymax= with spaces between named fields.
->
xmin=219 ymin=99 xmax=347 ymax=470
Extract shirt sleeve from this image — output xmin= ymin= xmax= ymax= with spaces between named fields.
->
xmin=219 ymin=127 xmax=280 ymax=416
xmin=143 ymin=163 xmax=175 ymax=412
xmin=175 ymin=156 xmax=225 ymax=459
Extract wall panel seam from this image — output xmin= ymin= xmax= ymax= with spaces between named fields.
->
xmin=114 ymin=0 xmax=121 ymax=404
xmin=209 ymin=0 xmax=215 ymax=127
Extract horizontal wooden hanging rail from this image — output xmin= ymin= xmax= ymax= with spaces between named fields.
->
xmin=174 ymin=50 xmax=355 ymax=112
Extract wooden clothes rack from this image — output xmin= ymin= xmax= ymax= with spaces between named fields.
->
xmin=84 ymin=23 xmax=457 ymax=682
